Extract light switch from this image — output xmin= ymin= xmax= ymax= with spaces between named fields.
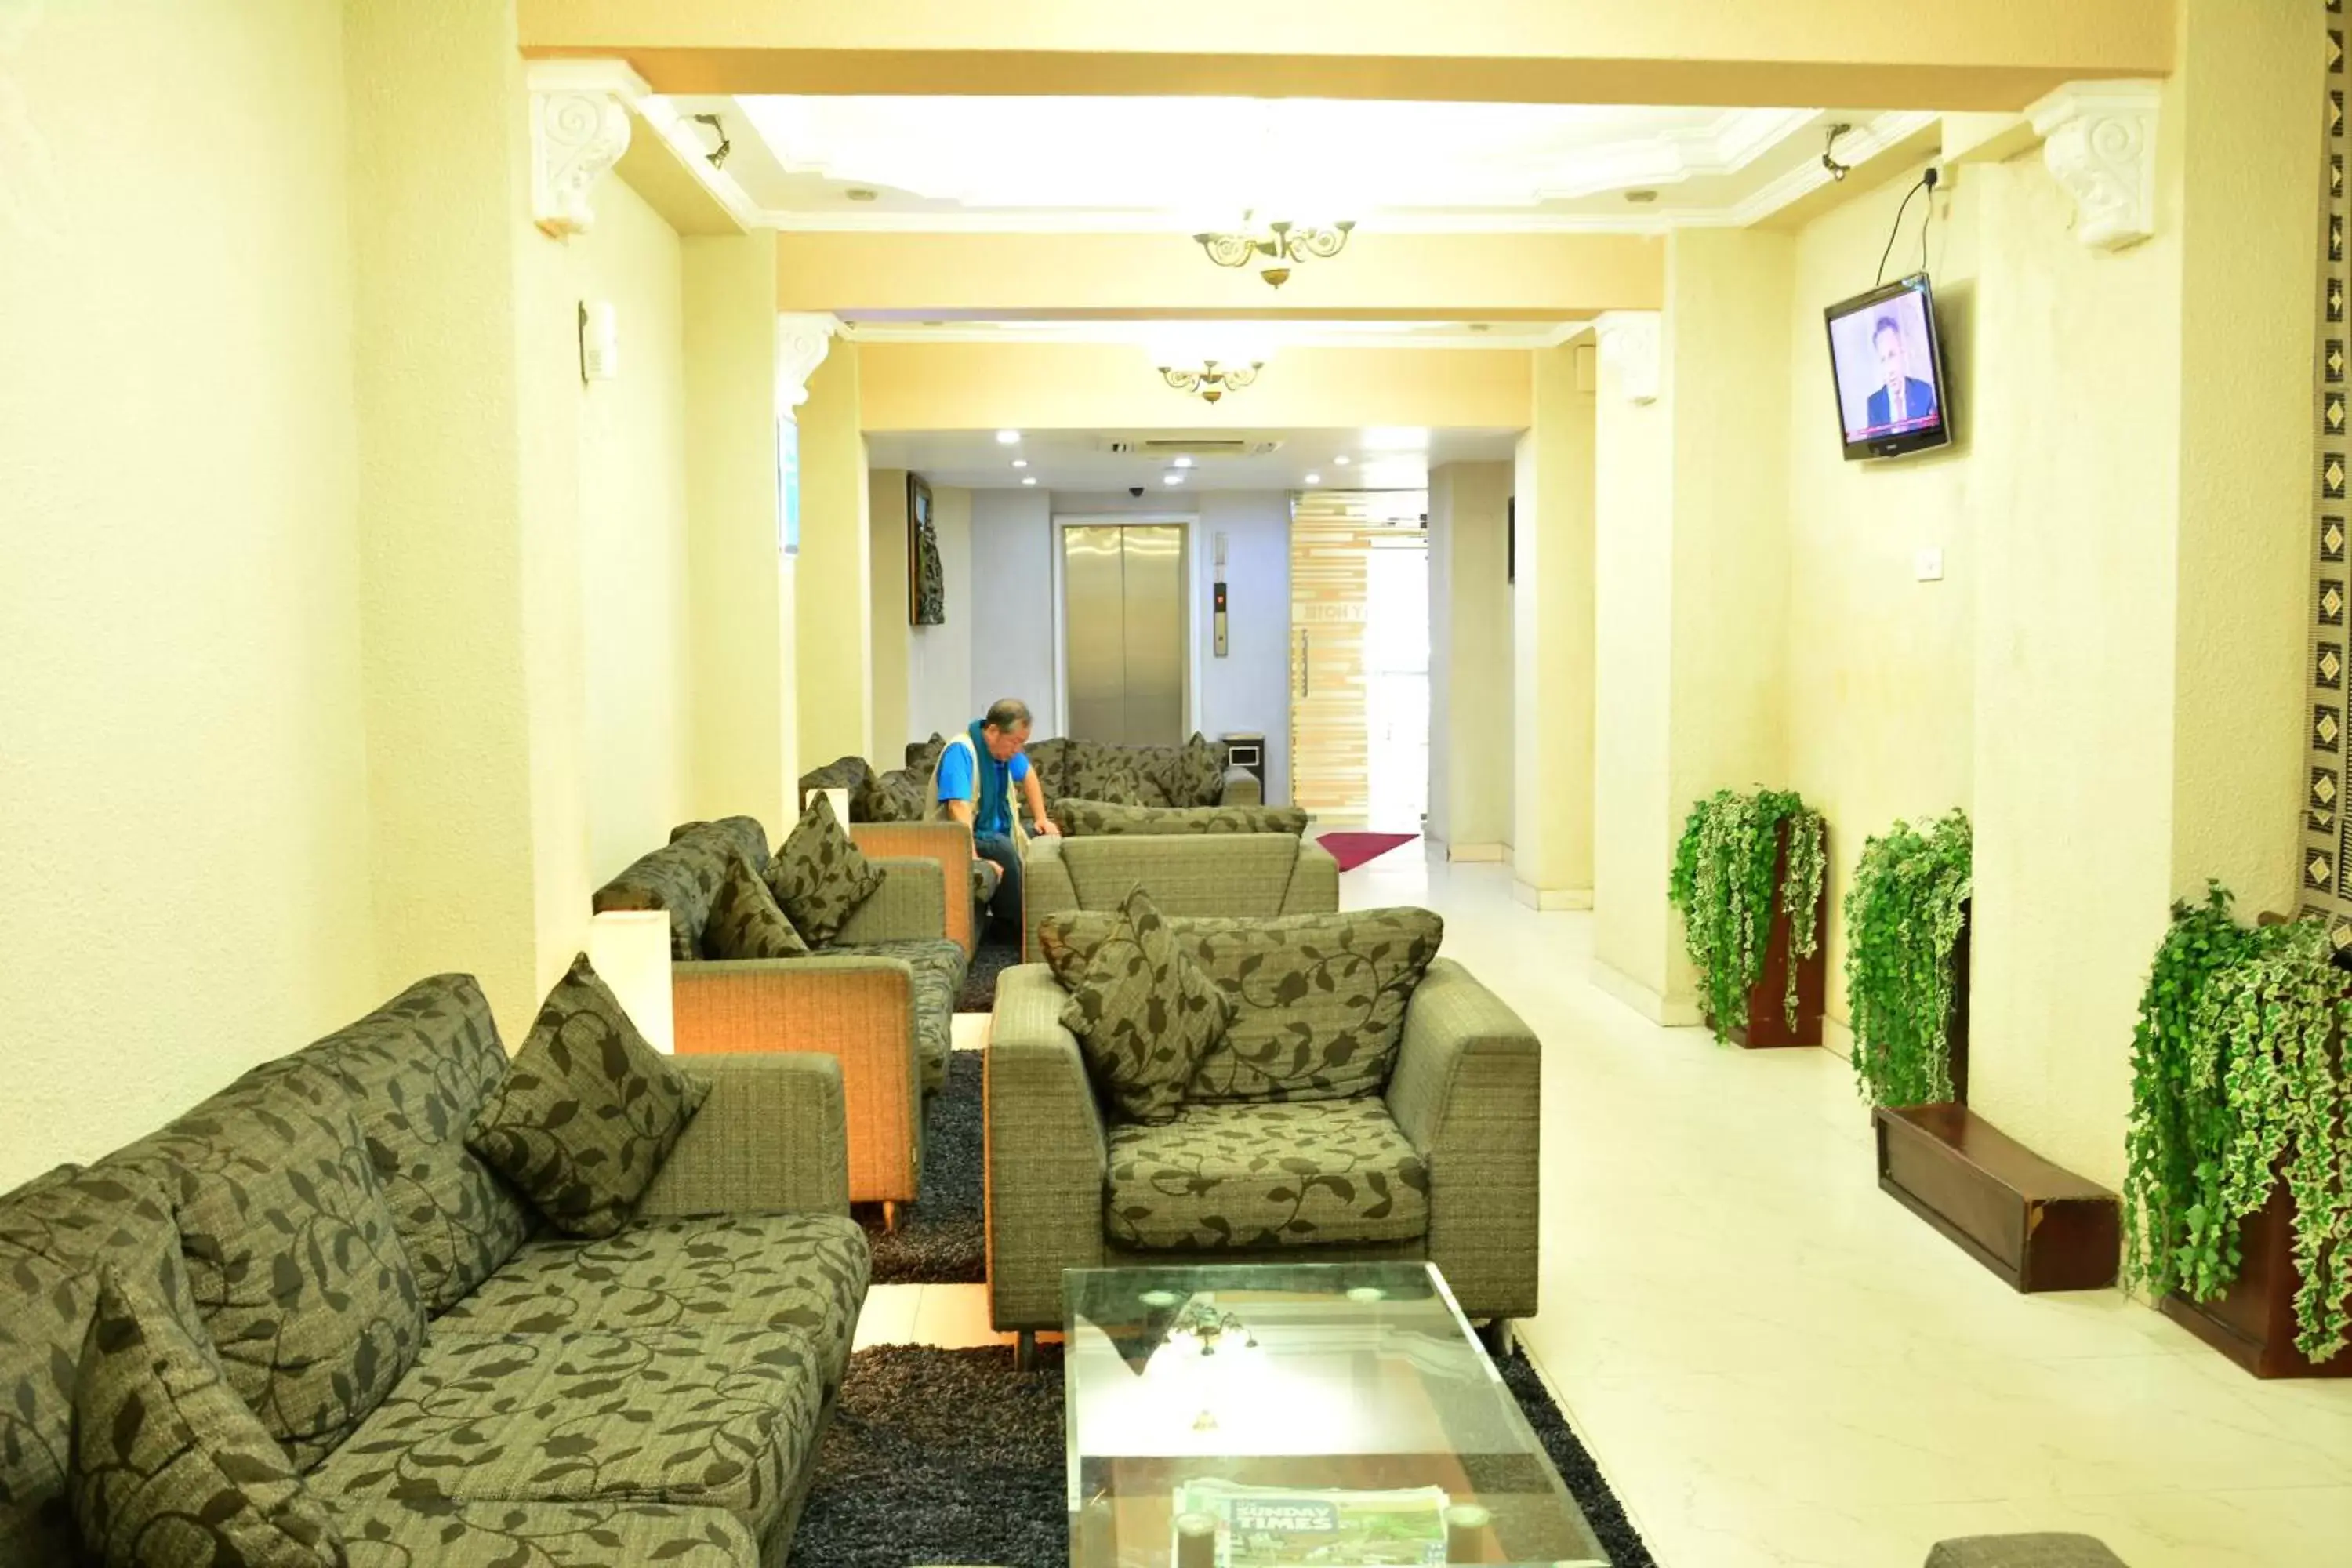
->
xmin=1915 ymin=547 xmax=1945 ymax=582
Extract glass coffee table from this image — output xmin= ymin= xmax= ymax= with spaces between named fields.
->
xmin=1064 ymin=1261 xmax=1610 ymax=1567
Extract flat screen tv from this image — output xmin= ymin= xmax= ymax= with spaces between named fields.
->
xmin=1824 ymin=273 xmax=1953 ymax=461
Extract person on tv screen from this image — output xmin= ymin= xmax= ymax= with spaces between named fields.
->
xmin=1866 ymin=314 xmax=1937 ymax=431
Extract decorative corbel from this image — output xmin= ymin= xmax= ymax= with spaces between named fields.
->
xmin=775 ymin=314 xmax=840 ymax=411
xmin=2027 ymin=81 xmax=2162 ymax=252
xmin=1594 ymin=311 xmax=1663 ymax=405
xmin=527 ymin=62 xmax=645 ymax=240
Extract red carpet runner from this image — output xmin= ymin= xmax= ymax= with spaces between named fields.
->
xmin=1316 ymin=831 xmax=1419 ymax=873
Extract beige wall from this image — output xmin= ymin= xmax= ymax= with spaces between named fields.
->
xmin=1428 ymin=463 xmax=1515 ymax=855
xmin=1511 ymin=346 xmax=1599 ymax=902
xmin=869 ymin=469 xmax=913 ymax=756
xmin=682 ymin=235 xmax=793 ymax=834
xmin=0 ymin=0 xmax=378 ymax=1188
xmin=1783 ymin=164 xmax=1980 ymax=1029
xmin=576 ymin=178 xmax=693 ymax=880
xmin=796 ymin=342 xmax=873 ymax=767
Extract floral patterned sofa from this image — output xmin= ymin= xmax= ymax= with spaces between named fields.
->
xmin=0 ymin=973 xmax=864 ymax=1568
xmin=983 ymin=907 xmax=1541 ymax=1363
xmin=1018 ymin=829 xmax=1338 ymax=961
xmin=922 ymin=731 xmax=1263 ymax=814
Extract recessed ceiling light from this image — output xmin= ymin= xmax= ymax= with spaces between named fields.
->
xmin=1625 ymin=189 xmax=1660 ymax=205
xmin=1162 ymin=473 xmax=1184 ymax=486
xmin=1011 ymin=459 xmax=1029 ymax=469
xmin=847 ymin=188 xmax=880 ymax=202
xmin=1334 ymin=455 xmax=1352 ymax=466
xmin=1468 ymin=322 xmax=1492 ymax=333
xmin=1173 ymin=456 xmax=1194 ymax=469
xmin=1022 ymin=476 xmax=1038 ymax=486
xmin=1304 ymin=473 xmax=1322 ymax=485
xmin=996 ymin=430 xmax=1021 ymax=445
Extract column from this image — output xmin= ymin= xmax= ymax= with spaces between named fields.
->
xmin=869 ymin=468 xmax=913 ymax=757
xmin=795 ymin=337 xmax=873 ymax=768
xmin=1428 ymin=462 xmax=1515 ymax=859
xmin=1508 ymin=343 xmax=1599 ymax=906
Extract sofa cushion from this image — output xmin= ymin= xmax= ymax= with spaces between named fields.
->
xmin=1105 ymin=1098 xmax=1430 ymax=1250
xmin=905 ymin=734 xmax=948 ymax=775
xmin=1061 ymin=742 xmax=1171 ymax=808
xmin=336 ymin=1497 xmax=760 ymax=1566
xmin=0 ymin=1164 xmax=187 ymax=1565
xmin=797 ymin=754 xmax=874 ymax=807
xmin=1167 ymin=733 xmax=1229 ymax=807
xmin=825 ymin=938 xmax=963 ymax=1093
xmin=1058 ymin=884 xmax=1232 ymax=1125
xmin=595 ymin=826 xmax=746 ymax=960
xmin=296 ymin=974 xmax=535 ymax=1315
xmin=433 ymin=1213 xmax=870 ymax=1388
xmin=703 ymin=851 xmax=811 ymax=960
xmin=1051 ymin=800 xmax=1308 ymax=837
xmin=858 ymin=766 xmax=930 ymax=824
xmin=1055 ymin=834 xmax=1302 ymax=922
xmin=766 ymin=796 xmax=886 ymax=946
xmin=1040 ymin=906 xmax=1444 ymax=1102
xmin=971 ymin=857 xmax=1004 ymax=906
xmin=310 ymin=1327 xmax=823 ymax=1547
xmin=119 ymin=1058 xmax=426 ymax=1471
xmin=70 ymin=1259 xmax=346 ymax=1567
xmin=468 ymin=956 xmax=712 ymax=1240
xmin=1924 ymin=1536 xmax=2130 ymax=1568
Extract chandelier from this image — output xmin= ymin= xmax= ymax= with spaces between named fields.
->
xmin=1158 ymin=359 xmax=1263 ymax=405
xmin=1192 ymin=212 xmax=1356 ymax=289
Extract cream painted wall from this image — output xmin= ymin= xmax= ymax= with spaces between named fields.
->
xmin=1511 ymin=347 xmax=1598 ymax=902
xmin=909 ymin=485 xmax=975 ymax=742
xmin=0 ymin=0 xmax=377 ymax=1186
xmin=575 ymin=177 xmax=692 ymax=880
xmin=869 ymin=469 xmax=913 ymax=756
xmin=682 ymin=234 xmax=793 ymax=834
xmin=1427 ymin=463 xmax=1514 ymax=854
xmin=796 ymin=343 xmax=873 ymax=768
xmin=1782 ymin=162 xmax=1980 ymax=1028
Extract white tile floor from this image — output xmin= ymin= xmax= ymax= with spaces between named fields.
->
xmin=866 ymin=844 xmax=2352 ymax=1567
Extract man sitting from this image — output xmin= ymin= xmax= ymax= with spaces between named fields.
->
xmin=929 ymin=697 xmax=1060 ymax=938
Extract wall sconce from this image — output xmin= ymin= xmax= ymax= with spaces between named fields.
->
xmin=691 ymin=113 xmax=731 ymax=169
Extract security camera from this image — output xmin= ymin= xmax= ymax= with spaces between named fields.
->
xmin=1128 ymin=485 xmax=1145 ymax=498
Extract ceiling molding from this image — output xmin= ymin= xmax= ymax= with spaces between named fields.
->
xmin=1689 ymin=111 xmax=1943 ymax=229
xmin=837 ymin=320 xmax=1591 ymax=350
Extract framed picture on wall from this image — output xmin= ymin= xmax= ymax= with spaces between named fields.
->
xmin=908 ymin=472 xmax=945 ymax=626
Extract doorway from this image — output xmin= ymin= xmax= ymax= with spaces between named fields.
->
xmin=1289 ymin=489 xmax=1428 ymax=828
xmin=1056 ymin=521 xmax=1188 ymax=746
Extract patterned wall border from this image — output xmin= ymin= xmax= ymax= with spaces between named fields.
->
xmin=2306 ymin=2 xmax=2352 ymax=953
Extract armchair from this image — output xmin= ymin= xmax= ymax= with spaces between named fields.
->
xmin=1019 ymin=831 xmax=1339 ymax=960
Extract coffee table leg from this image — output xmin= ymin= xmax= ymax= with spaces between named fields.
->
xmin=1479 ymin=1318 xmax=1515 ymax=1359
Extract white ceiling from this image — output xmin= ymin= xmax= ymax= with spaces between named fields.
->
xmin=675 ymin=95 xmax=1932 ymax=232
xmin=864 ymin=428 xmax=1516 ymax=492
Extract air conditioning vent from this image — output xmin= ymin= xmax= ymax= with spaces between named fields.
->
xmin=1105 ymin=438 xmax=1284 ymax=457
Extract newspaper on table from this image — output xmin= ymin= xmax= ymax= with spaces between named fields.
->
xmin=1171 ymin=1477 xmax=1451 ymax=1567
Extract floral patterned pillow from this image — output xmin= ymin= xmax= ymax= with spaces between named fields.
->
xmin=1171 ymin=733 xmax=1229 ymax=807
xmin=764 ymin=794 xmax=886 ymax=946
xmin=70 ymin=1257 xmax=346 ymax=1568
xmin=466 ymin=955 xmax=711 ymax=1240
xmin=703 ymin=851 xmax=811 ymax=960
xmin=1057 ymin=884 xmax=1233 ymax=1124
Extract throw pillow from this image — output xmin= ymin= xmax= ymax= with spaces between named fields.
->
xmin=1058 ymin=884 xmax=1233 ymax=1124
xmin=466 ymin=954 xmax=712 ymax=1240
xmin=70 ymin=1258 xmax=346 ymax=1568
xmin=704 ymin=850 xmax=811 ymax=960
xmin=764 ymin=794 xmax=886 ymax=946
xmin=1173 ymin=732 xmax=1228 ymax=806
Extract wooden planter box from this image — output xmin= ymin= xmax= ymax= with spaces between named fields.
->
xmin=1715 ymin=818 xmax=1828 ymax=1049
xmin=1874 ymin=1104 xmax=2120 ymax=1293
xmin=2161 ymin=1176 xmax=2352 ymax=1378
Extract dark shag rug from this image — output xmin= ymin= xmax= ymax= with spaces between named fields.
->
xmin=859 ymin=1051 xmax=985 ymax=1285
xmin=956 ymin=933 xmax=1022 ymax=1014
xmin=791 ymin=1342 xmax=1656 ymax=1568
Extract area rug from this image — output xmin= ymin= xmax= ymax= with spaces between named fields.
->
xmin=956 ymin=934 xmax=1022 ymax=1013
xmin=1317 ymin=829 xmax=1420 ymax=873
xmin=791 ymin=1342 xmax=1657 ymax=1568
xmin=858 ymin=1051 xmax=985 ymax=1285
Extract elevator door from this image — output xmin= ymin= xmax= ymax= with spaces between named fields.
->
xmin=1062 ymin=524 xmax=1185 ymax=746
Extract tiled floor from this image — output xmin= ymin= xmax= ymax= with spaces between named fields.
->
xmin=866 ymin=843 xmax=2352 ymax=1566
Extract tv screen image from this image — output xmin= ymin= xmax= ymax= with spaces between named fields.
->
xmin=1824 ymin=274 xmax=1953 ymax=460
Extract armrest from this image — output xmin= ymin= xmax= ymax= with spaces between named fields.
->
xmin=1385 ymin=959 xmax=1541 ymax=1320
xmin=985 ymin=964 xmax=1109 ymax=1330
xmin=833 ymin=855 xmax=949 ymax=945
xmin=1283 ymin=842 xmax=1341 ymax=914
xmin=1217 ymin=767 xmax=1263 ymax=807
xmin=672 ymin=957 xmax=921 ymax=1204
xmin=640 ymin=1053 xmax=850 ymax=1218
xmin=851 ymin=822 xmax=976 ymax=956
xmin=1019 ymin=834 xmax=1078 ymax=962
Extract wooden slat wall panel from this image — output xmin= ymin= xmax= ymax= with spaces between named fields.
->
xmin=1290 ymin=492 xmax=1377 ymax=818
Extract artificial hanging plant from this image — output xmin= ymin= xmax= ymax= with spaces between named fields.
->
xmin=2122 ymin=884 xmax=2352 ymax=1364
xmin=1843 ymin=810 xmax=1973 ymax=1107
xmin=1668 ymin=788 xmax=1827 ymax=1043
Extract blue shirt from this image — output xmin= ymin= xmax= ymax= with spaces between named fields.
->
xmin=935 ymin=742 xmax=1029 ymax=837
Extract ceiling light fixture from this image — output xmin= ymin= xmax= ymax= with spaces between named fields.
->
xmin=1022 ymin=476 xmax=1038 ymax=486
xmin=1821 ymin=123 xmax=1854 ymax=183
xmin=1303 ymin=473 xmax=1322 ymax=485
xmin=1334 ymin=455 xmax=1351 ymax=466
xmin=1158 ymin=359 xmax=1262 ymax=405
xmin=1173 ymin=456 xmax=1195 ymax=469
xmin=689 ymin=114 xmax=731 ymax=169
xmin=996 ymin=430 xmax=1022 ymax=445
xmin=1011 ymin=459 xmax=1029 ymax=469
xmin=1192 ymin=211 xmax=1356 ymax=289
xmin=1163 ymin=473 xmax=1185 ymax=486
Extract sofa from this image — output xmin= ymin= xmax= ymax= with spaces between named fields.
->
xmin=985 ymin=908 xmax=1540 ymax=1363
xmin=593 ymin=816 xmax=967 ymax=1210
xmin=1009 ymin=733 xmax=1262 ymax=811
xmin=0 ymin=973 xmax=865 ymax=1568
xmin=1020 ymin=830 xmax=1340 ymax=960
xmin=1051 ymin=799 xmax=1309 ymax=837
